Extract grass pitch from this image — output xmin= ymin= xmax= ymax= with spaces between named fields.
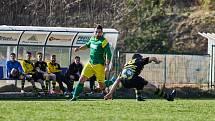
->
xmin=0 ymin=99 xmax=214 ymax=121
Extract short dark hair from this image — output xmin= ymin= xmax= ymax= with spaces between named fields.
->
xmin=26 ymin=51 xmax=32 ymax=55
xmin=132 ymin=54 xmax=142 ymax=59
xmin=75 ymin=56 xmax=80 ymax=59
xmin=51 ymin=54 xmax=56 ymax=57
xmin=96 ymin=24 xmax=103 ymax=31
xmin=37 ymin=52 xmax=42 ymax=55
xmin=10 ymin=53 xmax=16 ymax=56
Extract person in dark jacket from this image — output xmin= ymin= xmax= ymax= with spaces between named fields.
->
xmin=65 ymin=56 xmax=83 ymax=91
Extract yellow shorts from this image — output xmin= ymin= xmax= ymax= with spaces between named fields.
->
xmin=81 ymin=63 xmax=105 ymax=83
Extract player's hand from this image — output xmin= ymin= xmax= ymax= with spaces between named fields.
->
xmin=74 ymin=47 xmax=79 ymax=52
xmin=155 ymin=60 xmax=162 ymax=64
xmin=104 ymin=93 xmax=112 ymax=100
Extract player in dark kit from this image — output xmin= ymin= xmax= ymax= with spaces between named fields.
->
xmin=104 ymin=53 xmax=176 ymax=101
xmin=34 ymin=52 xmax=56 ymax=93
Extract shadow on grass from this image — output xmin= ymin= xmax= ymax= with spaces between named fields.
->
xmin=1 ymin=85 xmax=215 ymax=100
xmin=114 ymin=87 xmax=215 ymax=99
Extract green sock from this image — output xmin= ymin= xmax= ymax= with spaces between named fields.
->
xmin=73 ymin=83 xmax=84 ymax=98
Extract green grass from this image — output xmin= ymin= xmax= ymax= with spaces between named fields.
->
xmin=0 ymin=99 xmax=215 ymax=121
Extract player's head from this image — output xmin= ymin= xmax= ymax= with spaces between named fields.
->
xmin=132 ymin=53 xmax=142 ymax=59
xmin=74 ymin=56 xmax=80 ymax=64
xmin=37 ymin=52 xmax=43 ymax=61
xmin=95 ymin=24 xmax=103 ymax=38
xmin=10 ymin=53 xmax=16 ymax=61
xmin=26 ymin=51 xmax=32 ymax=60
xmin=51 ymin=54 xmax=56 ymax=62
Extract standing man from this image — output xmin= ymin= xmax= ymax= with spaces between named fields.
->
xmin=6 ymin=53 xmax=25 ymax=92
xmin=65 ymin=56 xmax=83 ymax=91
xmin=70 ymin=24 xmax=112 ymax=101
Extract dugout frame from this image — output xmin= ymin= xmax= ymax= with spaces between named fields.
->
xmin=199 ymin=32 xmax=215 ymax=88
xmin=0 ymin=25 xmax=119 ymax=79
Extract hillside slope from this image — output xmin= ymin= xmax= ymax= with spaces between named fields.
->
xmin=0 ymin=0 xmax=214 ymax=54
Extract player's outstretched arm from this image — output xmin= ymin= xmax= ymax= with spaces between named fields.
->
xmin=74 ymin=45 xmax=88 ymax=52
xmin=149 ymin=57 xmax=162 ymax=64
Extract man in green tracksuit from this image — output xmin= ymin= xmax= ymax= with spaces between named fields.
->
xmin=70 ymin=24 xmax=112 ymax=101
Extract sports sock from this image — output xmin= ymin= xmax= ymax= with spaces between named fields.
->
xmin=135 ymin=90 xmax=142 ymax=98
xmin=42 ymin=85 xmax=46 ymax=92
xmin=21 ymin=79 xmax=25 ymax=90
xmin=52 ymin=80 xmax=56 ymax=90
xmin=72 ymin=83 xmax=84 ymax=98
xmin=45 ymin=80 xmax=49 ymax=90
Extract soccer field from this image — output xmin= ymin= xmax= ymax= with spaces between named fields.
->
xmin=0 ymin=99 xmax=215 ymax=121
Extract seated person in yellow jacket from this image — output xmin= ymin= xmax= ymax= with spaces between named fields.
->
xmin=47 ymin=54 xmax=72 ymax=94
xmin=21 ymin=51 xmax=45 ymax=93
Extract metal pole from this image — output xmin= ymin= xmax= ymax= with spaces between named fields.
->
xmin=211 ymin=45 xmax=214 ymax=88
xmin=17 ymin=31 xmax=25 ymax=59
xmin=117 ymin=51 xmax=121 ymax=76
xmin=207 ymin=54 xmax=210 ymax=89
xmin=70 ymin=32 xmax=79 ymax=64
xmin=164 ymin=54 xmax=167 ymax=86
xmin=44 ymin=31 xmax=52 ymax=60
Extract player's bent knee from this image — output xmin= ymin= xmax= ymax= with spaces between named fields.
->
xmin=79 ymin=75 xmax=88 ymax=83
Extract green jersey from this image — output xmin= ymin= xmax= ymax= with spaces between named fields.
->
xmin=86 ymin=36 xmax=112 ymax=65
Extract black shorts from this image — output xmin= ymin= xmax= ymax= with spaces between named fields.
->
xmin=25 ymin=72 xmax=44 ymax=82
xmin=121 ymin=75 xmax=148 ymax=90
xmin=32 ymin=72 xmax=44 ymax=81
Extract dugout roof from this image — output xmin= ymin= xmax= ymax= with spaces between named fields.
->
xmin=0 ymin=25 xmax=119 ymax=71
xmin=0 ymin=25 xmax=119 ymax=47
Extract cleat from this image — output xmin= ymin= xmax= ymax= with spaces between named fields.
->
xmin=21 ymin=90 xmax=25 ymax=93
xmin=63 ymin=91 xmax=68 ymax=95
xmin=166 ymin=89 xmax=176 ymax=101
xmin=104 ymin=93 xmax=112 ymax=100
xmin=136 ymin=96 xmax=145 ymax=101
xmin=171 ymin=89 xmax=176 ymax=98
xmin=85 ymin=91 xmax=94 ymax=96
xmin=69 ymin=97 xmax=78 ymax=101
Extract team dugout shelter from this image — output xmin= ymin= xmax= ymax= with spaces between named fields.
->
xmin=0 ymin=25 xmax=119 ymax=79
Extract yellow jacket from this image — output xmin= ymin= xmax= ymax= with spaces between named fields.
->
xmin=21 ymin=60 xmax=35 ymax=74
xmin=47 ymin=61 xmax=62 ymax=73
